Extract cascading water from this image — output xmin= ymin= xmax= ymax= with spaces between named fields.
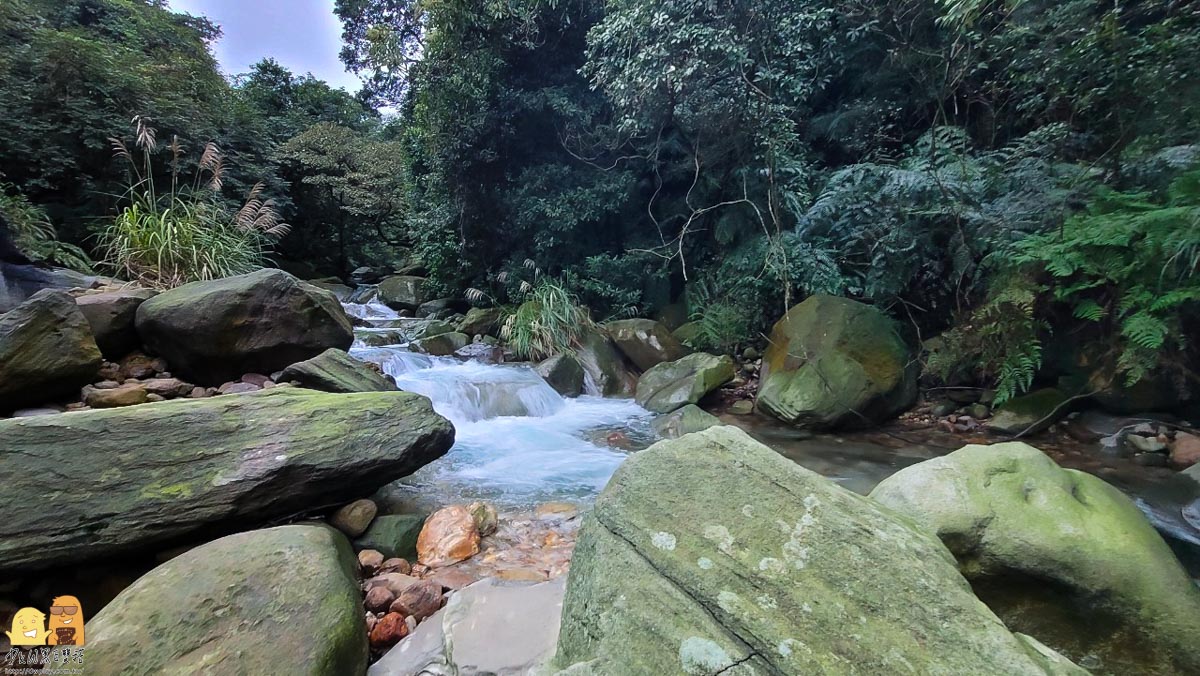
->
xmin=346 ymin=301 xmax=655 ymax=509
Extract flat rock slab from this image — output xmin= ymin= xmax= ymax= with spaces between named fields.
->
xmin=0 ymin=388 xmax=454 ymax=572
xmin=369 ymin=577 xmax=566 ymax=676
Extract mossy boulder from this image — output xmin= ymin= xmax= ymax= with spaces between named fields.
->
xmin=377 ymin=275 xmax=431 ymax=312
xmin=75 ymin=287 xmax=156 ymax=359
xmin=604 ymin=318 xmax=690 ymax=371
xmin=411 ymin=332 xmax=469 ymax=356
xmin=536 ymin=353 xmax=585 ymax=397
xmin=756 ymin=294 xmax=916 ymax=429
xmin=0 ymin=387 xmax=454 ymax=572
xmin=985 ymin=388 xmax=1069 ymax=435
xmin=634 ymin=352 xmax=734 ymax=414
xmin=652 ymin=404 xmax=720 ymax=439
xmin=458 ymin=307 xmax=502 ymax=337
xmin=280 ymin=348 xmax=397 ymax=393
xmin=354 ymin=514 xmax=427 ymax=560
xmin=135 ymin=269 xmax=353 ymax=385
xmin=574 ymin=328 xmax=638 ymax=398
xmin=88 ymin=525 xmax=367 ymax=675
xmin=0 ymin=289 xmax=101 ymax=412
xmin=553 ymin=426 xmax=1083 ymax=675
xmin=671 ymin=321 xmax=701 ymax=347
xmin=870 ymin=442 xmax=1200 ymax=674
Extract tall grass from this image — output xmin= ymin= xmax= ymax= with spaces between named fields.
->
xmin=99 ymin=117 xmax=289 ymax=288
xmin=481 ymin=261 xmax=596 ymax=360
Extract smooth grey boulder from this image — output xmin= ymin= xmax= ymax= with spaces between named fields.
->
xmin=75 ymin=287 xmax=156 ymax=358
xmin=135 ymin=269 xmax=353 ymax=384
xmin=536 ymin=353 xmax=585 ymax=397
xmin=280 ymin=348 xmax=397 ymax=393
xmin=604 ymin=318 xmax=690 ymax=371
xmin=871 ymin=442 xmax=1200 ymax=674
xmin=370 ymin=577 xmax=566 ymax=676
xmin=0 ymin=289 xmax=101 ymax=411
xmin=652 ymin=404 xmax=721 ymax=439
xmin=553 ymin=426 xmax=1083 ymax=675
xmin=634 ymin=352 xmax=735 ymax=414
xmin=88 ymin=525 xmax=366 ymax=675
xmin=378 ymin=275 xmax=431 ymax=312
xmin=0 ymin=388 xmax=454 ymax=572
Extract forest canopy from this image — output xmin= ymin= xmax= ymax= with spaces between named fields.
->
xmin=1 ymin=0 xmax=1197 ymax=403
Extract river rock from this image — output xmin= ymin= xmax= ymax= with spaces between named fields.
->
xmin=355 ymin=514 xmax=427 ymax=560
xmin=1171 ymin=432 xmax=1200 ymax=469
xmin=756 ymin=295 xmax=916 ymax=429
xmin=370 ymin=613 xmax=410 ymax=651
xmin=0 ymin=388 xmax=453 ymax=572
xmin=652 ymin=404 xmax=721 ymax=439
xmin=418 ymin=298 xmax=467 ymax=318
xmin=378 ymin=275 xmax=431 ymax=311
xmin=417 ymin=505 xmax=481 ymax=568
xmin=985 ymin=388 xmax=1070 ymax=435
xmin=870 ymin=442 xmax=1200 ymax=674
xmin=87 ymin=525 xmax=366 ymax=675
xmin=458 ymin=307 xmax=502 ymax=337
xmin=281 ymin=348 xmax=397 ymax=393
xmin=135 ymin=269 xmax=354 ymax=385
xmin=536 ymin=353 xmax=585 ymax=397
xmin=604 ymin=318 xmax=690 ymax=371
xmin=330 ymin=499 xmax=379 ymax=538
xmin=0 ymin=289 xmax=102 ymax=412
xmin=411 ymin=331 xmax=469 ymax=356
xmin=574 ymin=328 xmax=638 ymax=397
xmin=389 ymin=580 xmax=444 ymax=621
xmin=81 ymin=383 xmax=148 ymax=408
xmin=140 ymin=377 xmax=194 ymax=399
xmin=553 ymin=426 xmax=1083 ymax=675
xmin=308 ymin=279 xmax=354 ymax=301
xmin=75 ymin=287 xmax=156 ymax=359
xmin=634 ymin=352 xmax=735 ymax=414
xmin=369 ymin=577 xmax=566 ymax=676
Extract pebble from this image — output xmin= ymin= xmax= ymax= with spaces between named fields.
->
xmin=364 ymin=586 xmax=395 ymax=613
xmin=388 ymin=580 xmax=443 ymax=621
xmin=379 ymin=558 xmax=412 ymax=575
xmin=369 ymin=612 xmax=409 ymax=651
xmin=358 ymin=549 xmax=385 ymax=575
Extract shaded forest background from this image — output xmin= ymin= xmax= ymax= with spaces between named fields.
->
xmin=1 ymin=0 xmax=1197 ymax=403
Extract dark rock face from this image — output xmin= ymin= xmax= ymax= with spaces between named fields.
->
xmin=88 ymin=525 xmax=368 ymax=676
xmin=604 ymin=319 xmax=690 ymax=371
xmin=0 ymin=388 xmax=454 ymax=573
xmin=75 ymin=288 xmax=156 ymax=359
xmin=135 ymin=269 xmax=354 ymax=384
xmin=574 ymin=329 xmax=638 ymax=398
xmin=536 ymin=353 xmax=585 ymax=397
xmin=0 ymin=262 xmax=102 ymax=313
xmin=280 ymin=348 xmax=398 ymax=393
xmin=0 ymin=289 xmax=102 ymax=411
xmin=377 ymin=275 xmax=431 ymax=312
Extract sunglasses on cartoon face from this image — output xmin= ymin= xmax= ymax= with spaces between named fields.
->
xmin=49 ymin=606 xmax=78 ymax=616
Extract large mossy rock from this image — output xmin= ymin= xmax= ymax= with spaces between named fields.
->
xmin=280 ymin=348 xmax=397 ymax=393
xmin=88 ymin=525 xmax=366 ymax=675
xmin=870 ymin=442 xmax=1200 ymax=674
xmin=135 ymin=269 xmax=353 ymax=385
xmin=604 ymin=318 xmax=690 ymax=371
xmin=536 ymin=353 xmax=585 ymax=397
xmin=377 ymin=275 xmax=431 ymax=312
xmin=652 ymin=404 xmax=721 ymax=439
xmin=756 ymin=294 xmax=916 ymax=429
xmin=634 ymin=352 xmax=734 ymax=414
xmin=985 ymin=388 xmax=1069 ymax=435
xmin=0 ymin=289 xmax=101 ymax=411
xmin=75 ymin=287 xmax=156 ymax=359
xmin=457 ymin=307 xmax=502 ymax=337
xmin=354 ymin=514 xmax=428 ymax=561
xmin=553 ymin=426 xmax=1082 ymax=675
xmin=574 ymin=328 xmax=638 ymax=398
xmin=0 ymin=388 xmax=454 ymax=572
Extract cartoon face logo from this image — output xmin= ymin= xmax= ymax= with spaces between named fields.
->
xmin=46 ymin=596 xmax=84 ymax=646
xmin=4 ymin=607 xmax=46 ymax=646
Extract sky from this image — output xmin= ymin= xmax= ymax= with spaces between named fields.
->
xmin=169 ymin=0 xmax=362 ymax=92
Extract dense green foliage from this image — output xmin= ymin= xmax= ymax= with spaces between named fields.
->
xmin=1 ymin=0 xmax=1197 ymax=401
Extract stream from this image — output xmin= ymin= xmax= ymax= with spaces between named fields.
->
xmin=343 ymin=298 xmax=1200 ymax=572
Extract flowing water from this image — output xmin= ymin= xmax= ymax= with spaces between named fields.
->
xmin=346 ymin=301 xmax=655 ymax=511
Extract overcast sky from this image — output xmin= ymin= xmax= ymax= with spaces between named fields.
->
xmin=169 ymin=0 xmax=362 ymax=92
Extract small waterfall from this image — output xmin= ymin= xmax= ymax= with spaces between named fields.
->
xmin=343 ymin=300 xmax=401 ymax=322
xmin=343 ymin=299 xmax=656 ymax=508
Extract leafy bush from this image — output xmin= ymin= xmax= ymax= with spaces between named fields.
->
xmin=497 ymin=273 xmax=597 ymax=361
xmin=932 ymin=167 xmax=1200 ymax=402
xmin=99 ymin=118 xmax=289 ymax=288
xmin=0 ymin=184 xmax=92 ymax=272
